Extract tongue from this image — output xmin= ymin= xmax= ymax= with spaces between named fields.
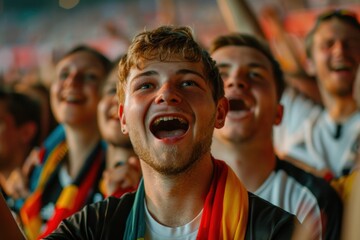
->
xmin=229 ymin=99 xmax=247 ymax=111
xmin=156 ymin=129 xmax=186 ymax=139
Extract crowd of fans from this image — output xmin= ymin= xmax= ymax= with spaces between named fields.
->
xmin=0 ymin=1 xmax=360 ymax=239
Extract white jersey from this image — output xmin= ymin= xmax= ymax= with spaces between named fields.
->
xmin=254 ymin=160 xmax=343 ymax=240
xmin=255 ymin=169 xmax=320 ymax=223
xmin=274 ymin=87 xmax=360 ymax=177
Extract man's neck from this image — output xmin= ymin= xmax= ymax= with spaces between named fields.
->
xmin=141 ymin=155 xmax=213 ymax=227
xmin=212 ymin=137 xmax=276 ymax=192
xmin=328 ymin=100 xmax=357 ymax=122
xmin=64 ymin=125 xmax=101 ymax=178
xmin=322 ymin=92 xmax=358 ymax=122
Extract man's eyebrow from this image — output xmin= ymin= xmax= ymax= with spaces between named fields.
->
xmin=248 ymin=62 xmax=270 ymax=71
xmin=176 ymin=69 xmax=205 ymax=79
xmin=132 ymin=69 xmax=205 ymax=80
xmin=216 ymin=62 xmax=269 ymax=70
xmin=216 ymin=63 xmax=231 ymax=68
xmin=132 ymin=70 xmax=158 ymax=80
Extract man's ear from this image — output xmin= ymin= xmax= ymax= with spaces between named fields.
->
xmin=274 ymin=104 xmax=283 ymax=126
xmin=215 ymin=97 xmax=228 ymax=129
xmin=119 ymin=104 xmax=128 ymax=134
xmin=305 ymin=58 xmax=316 ymax=77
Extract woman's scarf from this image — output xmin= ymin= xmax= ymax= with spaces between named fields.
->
xmin=124 ymin=159 xmax=249 ymax=240
xmin=20 ymin=127 xmax=105 ymax=240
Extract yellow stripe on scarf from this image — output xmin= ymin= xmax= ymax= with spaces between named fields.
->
xmin=222 ymin=167 xmax=249 ymax=240
xmin=57 ymin=185 xmax=78 ymax=209
xmin=20 ymin=142 xmax=68 ymax=240
xmin=37 ymin=142 xmax=68 ymax=188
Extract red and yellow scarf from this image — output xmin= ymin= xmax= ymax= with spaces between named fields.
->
xmin=124 ymin=159 xmax=249 ymax=239
xmin=20 ymin=141 xmax=104 ymax=240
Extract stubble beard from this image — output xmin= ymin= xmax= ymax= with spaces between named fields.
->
xmin=129 ymin=116 xmax=215 ymax=177
xmin=219 ymin=122 xmax=253 ymax=144
xmin=335 ymin=85 xmax=354 ymax=97
xmin=324 ymin=82 xmax=354 ymax=98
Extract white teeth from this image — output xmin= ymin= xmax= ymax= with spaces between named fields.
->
xmin=334 ymin=66 xmax=349 ymax=71
xmin=64 ymin=95 xmax=82 ymax=102
xmin=154 ymin=116 xmax=187 ymax=125
xmin=332 ymin=64 xmax=351 ymax=71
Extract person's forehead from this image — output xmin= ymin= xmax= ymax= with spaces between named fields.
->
xmin=212 ymin=46 xmax=272 ymax=69
xmin=128 ymin=59 xmax=205 ymax=79
xmin=57 ymin=51 xmax=106 ymax=71
xmin=314 ymin=18 xmax=360 ymax=38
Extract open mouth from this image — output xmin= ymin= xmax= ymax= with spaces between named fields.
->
xmin=228 ymin=99 xmax=249 ymax=112
xmin=150 ymin=116 xmax=189 ymax=139
xmin=62 ymin=95 xmax=85 ymax=104
xmin=330 ymin=64 xmax=352 ymax=73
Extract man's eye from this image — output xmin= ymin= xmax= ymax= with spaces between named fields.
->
xmin=105 ymin=87 xmax=117 ymax=95
xmin=84 ymin=73 xmax=99 ymax=82
xmin=182 ymin=80 xmax=197 ymax=87
xmin=139 ymin=83 xmax=152 ymax=90
xmin=219 ymin=72 xmax=228 ymax=79
xmin=322 ymin=40 xmax=335 ymax=49
xmin=58 ymin=72 xmax=69 ymax=80
xmin=249 ymin=72 xmax=262 ymax=79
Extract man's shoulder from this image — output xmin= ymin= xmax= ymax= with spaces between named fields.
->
xmin=246 ymin=192 xmax=299 ymax=240
xmin=87 ymin=193 xmax=136 ymax=221
xmin=276 ymin=159 xmax=343 ymax=199
xmin=275 ymin=159 xmax=343 ymax=210
xmin=247 ymin=192 xmax=295 ymax=220
xmin=44 ymin=193 xmax=136 ymax=240
xmin=273 ymin=160 xmax=343 ymax=240
xmin=95 ymin=192 xmax=135 ymax=210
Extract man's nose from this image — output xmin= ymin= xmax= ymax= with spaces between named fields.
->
xmin=154 ymin=84 xmax=182 ymax=105
xmin=332 ymin=40 xmax=347 ymax=58
xmin=225 ymin=73 xmax=249 ymax=91
xmin=63 ymin=71 xmax=83 ymax=87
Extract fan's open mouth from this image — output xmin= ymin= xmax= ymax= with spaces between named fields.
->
xmin=228 ymin=99 xmax=249 ymax=112
xmin=150 ymin=116 xmax=189 ymax=139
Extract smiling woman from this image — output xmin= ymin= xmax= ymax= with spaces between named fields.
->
xmin=19 ymin=45 xmax=112 ymax=239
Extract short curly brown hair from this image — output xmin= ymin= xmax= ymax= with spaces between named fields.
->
xmin=117 ymin=26 xmax=224 ymax=104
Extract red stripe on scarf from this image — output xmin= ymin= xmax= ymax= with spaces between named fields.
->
xmin=197 ymin=160 xmax=227 ymax=240
xmin=21 ymin=192 xmax=42 ymax=224
xmin=39 ymin=150 xmax=103 ymax=238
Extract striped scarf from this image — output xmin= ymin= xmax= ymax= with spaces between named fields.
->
xmin=124 ymin=159 xmax=249 ymax=240
xmin=20 ymin=138 xmax=105 ymax=240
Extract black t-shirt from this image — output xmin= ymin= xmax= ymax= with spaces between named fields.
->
xmin=45 ymin=192 xmax=299 ymax=240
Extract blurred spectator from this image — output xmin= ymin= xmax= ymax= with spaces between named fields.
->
xmin=210 ymin=33 xmax=343 ymax=240
xmin=0 ymin=88 xmax=41 ymax=212
xmin=97 ymin=59 xmax=141 ymax=198
xmin=14 ymin=82 xmax=58 ymax=144
xmin=273 ymin=9 xmax=360 ymax=178
xmin=19 ymin=45 xmax=112 ymax=239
